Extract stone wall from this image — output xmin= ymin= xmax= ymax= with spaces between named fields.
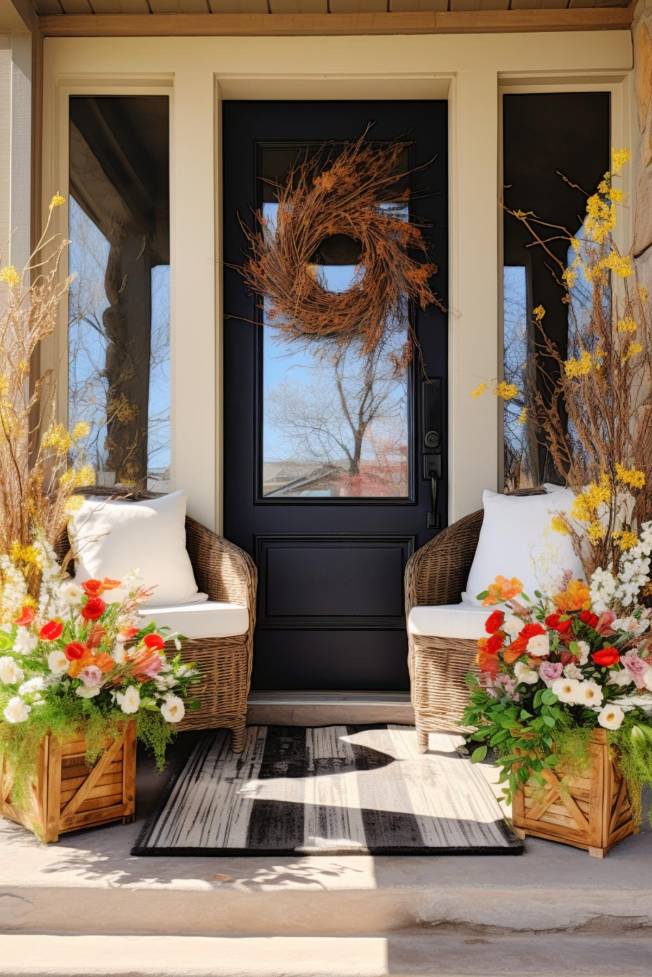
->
xmin=634 ymin=0 xmax=652 ymax=291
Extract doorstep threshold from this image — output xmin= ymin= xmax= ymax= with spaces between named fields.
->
xmin=247 ymin=691 xmax=414 ymax=725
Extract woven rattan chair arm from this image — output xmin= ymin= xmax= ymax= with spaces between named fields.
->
xmin=405 ymin=509 xmax=483 ymax=613
xmin=185 ymin=517 xmax=257 ymax=621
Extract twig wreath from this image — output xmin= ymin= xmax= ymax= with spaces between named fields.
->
xmin=240 ymin=134 xmax=443 ymax=366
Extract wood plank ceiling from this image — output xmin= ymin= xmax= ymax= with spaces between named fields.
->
xmin=34 ymin=0 xmax=631 ymax=17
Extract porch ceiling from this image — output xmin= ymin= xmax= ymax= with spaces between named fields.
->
xmin=32 ymin=0 xmax=631 ymax=17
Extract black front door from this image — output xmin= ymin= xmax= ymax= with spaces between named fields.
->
xmin=223 ymin=100 xmax=448 ymax=692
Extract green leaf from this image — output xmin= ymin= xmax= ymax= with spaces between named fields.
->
xmin=541 ymin=690 xmax=558 ymax=705
xmin=0 ymin=632 xmax=13 ymax=653
xmin=471 ymin=746 xmax=488 ymax=763
xmin=543 ymin=715 xmax=556 ymax=728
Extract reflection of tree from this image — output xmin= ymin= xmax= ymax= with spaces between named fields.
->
xmin=68 ymin=199 xmax=170 ymax=488
xmin=503 ymin=267 xmax=538 ymax=488
xmin=268 ymin=339 xmax=407 ymax=487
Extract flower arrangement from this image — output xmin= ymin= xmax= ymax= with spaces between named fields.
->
xmin=0 ymin=552 xmax=198 ymax=800
xmin=0 ymin=193 xmax=97 ymax=600
xmin=465 ymin=547 xmax=652 ymax=821
xmin=473 ymin=150 xmax=651 ymax=580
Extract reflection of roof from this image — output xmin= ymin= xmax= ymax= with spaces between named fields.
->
xmin=263 ymin=459 xmax=408 ymax=497
xmin=263 ymin=462 xmax=342 ymax=496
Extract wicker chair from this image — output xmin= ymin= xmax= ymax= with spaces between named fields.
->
xmin=405 ymin=509 xmax=484 ymax=750
xmin=58 ymin=490 xmax=257 ymax=753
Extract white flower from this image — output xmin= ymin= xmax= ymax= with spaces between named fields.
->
xmin=617 ymin=693 xmax=652 ymax=714
xmin=48 ymin=650 xmax=69 ymax=675
xmin=564 ymin=663 xmax=583 ymax=680
xmin=527 ymin=634 xmax=550 ymax=657
xmin=58 ymin=581 xmax=83 ymax=606
xmin=154 ymin=673 xmax=176 ymax=692
xmin=552 ymin=677 xmax=580 ymax=704
xmin=514 ymin=660 xmax=538 ymax=685
xmin=76 ymin=685 xmax=101 ymax=699
xmin=112 ymin=642 xmax=127 ymax=664
xmin=503 ymin=615 xmax=523 ymax=639
xmin=0 ymin=656 xmax=24 ymax=685
xmin=576 ymin=680 xmax=603 ymax=708
xmin=13 ymin=628 xmax=38 ymax=656
xmin=18 ymin=676 xmax=46 ymax=697
xmin=3 ymin=696 xmax=30 ymax=724
xmin=644 ymin=668 xmax=652 ymax=692
xmin=608 ymin=668 xmax=633 ymax=688
xmin=160 ymin=694 xmax=185 ymax=724
xmin=614 ymin=616 xmax=649 ymax=636
xmin=116 ymin=685 xmax=140 ymax=714
xmin=597 ymin=704 xmax=624 ymax=730
xmin=574 ymin=641 xmax=590 ymax=666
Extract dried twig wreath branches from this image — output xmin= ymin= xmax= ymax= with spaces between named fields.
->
xmin=240 ymin=134 xmax=443 ymax=368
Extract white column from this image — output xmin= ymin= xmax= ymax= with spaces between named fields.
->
xmin=0 ymin=31 xmax=31 ymax=270
xmin=169 ymin=65 xmax=218 ymax=531
xmin=448 ymin=68 xmax=500 ymax=522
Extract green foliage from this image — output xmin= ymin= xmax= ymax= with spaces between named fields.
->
xmin=0 ymin=692 xmax=178 ymax=804
xmin=464 ymin=676 xmax=593 ymax=801
xmin=611 ymin=716 xmax=652 ymax=825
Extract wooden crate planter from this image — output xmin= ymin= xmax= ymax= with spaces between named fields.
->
xmin=0 ymin=721 xmax=136 ymax=843
xmin=512 ymin=729 xmax=636 ymax=858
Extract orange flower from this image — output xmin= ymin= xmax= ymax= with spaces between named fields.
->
xmin=92 ymin=652 xmax=116 ymax=674
xmin=476 ymin=649 xmax=499 ymax=677
xmin=482 ymin=575 xmax=524 ymax=606
xmin=553 ymin=579 xmax=591 ymax=613
xmin=101 ymin=578 xmax=121 ymax=591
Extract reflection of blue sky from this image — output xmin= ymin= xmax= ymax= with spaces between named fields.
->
xmin=503 ymin=265 xmax=528 ymax=462
xmin=68 ymin=197 xmax=171 ymax=482
xmin=262 ymin=201 xmax=408 ymax=466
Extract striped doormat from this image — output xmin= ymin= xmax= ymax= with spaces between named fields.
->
xmin=134 ymin=725 xmax=522 ymax=856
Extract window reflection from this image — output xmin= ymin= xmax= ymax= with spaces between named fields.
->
xmin=68 ymin=95 xmax=170 ymax=491
xmin=261 ymin=195 xmax=409 ymax=499
xmin=502 ymin=92 xmax=610 ymax=489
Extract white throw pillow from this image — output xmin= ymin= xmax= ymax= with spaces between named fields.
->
xmin=68 ymin=491 xmax=202 ymax=608
xmin=462 ymin=489 xmax=583 ymax=606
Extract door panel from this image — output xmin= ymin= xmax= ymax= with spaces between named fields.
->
xmin=223 ymin=100 xmax=448 ymax=691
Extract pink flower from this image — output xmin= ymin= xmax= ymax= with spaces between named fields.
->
xmin=78 ymin=664 xmax=103 ymax=688
xmin=539 ymin=661 xmax=563 ymax=686
xmin=621 ymin=650 xmax=649 ymax=689
xmin=596 ymin=611 xmax=617 ymax=636
xmin=141 ymin=654 xmax=164 ymax=678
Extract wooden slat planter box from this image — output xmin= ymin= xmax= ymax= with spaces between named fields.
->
xmin=0 ymin=721 xmax=136 ymax=843
xmin=512 ymin=729 xmax=636 ymax=858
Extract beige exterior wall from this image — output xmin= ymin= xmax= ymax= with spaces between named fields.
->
xmin=41 ymin=31 xmax=633 ymax=531
xmin=633 ymin=0 xmax=652 ymax=295
xmin=0 ymin=30 xmax=31 ymax=270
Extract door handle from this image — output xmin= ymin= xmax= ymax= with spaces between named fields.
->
xmin=421 ymin=378 xmax=443 ymax=530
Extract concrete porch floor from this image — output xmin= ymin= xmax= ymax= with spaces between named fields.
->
xmin=1 ymin=730 xmax=652 ymax=975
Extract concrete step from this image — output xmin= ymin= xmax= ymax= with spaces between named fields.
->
xmin=1 ymin=932 xmax=652 ymax=977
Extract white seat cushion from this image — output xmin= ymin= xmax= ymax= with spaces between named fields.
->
xmin=408 ymin=603 xmax=493 ymax=640
xmin=69 ymin=491 xmax=202 ymax=608
xmin=138 ymin=601 xmax=249 ymax=640
xmin=462 ymin=488 xmax=583 ymax=605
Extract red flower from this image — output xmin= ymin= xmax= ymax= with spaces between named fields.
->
xmin=545 ymin=612 xmax=572 ymax=635
xmin=82 ymin=579 xmax=105 ymax=597
xmin=509 ymin=621 xmax=546 ymax=657
xmin=592 ymin=646 xmax=620 ymax=667
xmin=580 ymin=610 xmax=599 ymax=629
xmin=143 ymin=633 xmax=165 ymax=652
xmin=64 ymin=641 xmax=87 ymax=661
xmin=15 ymin=605 xmax=35 ymax=627
xmin=82 ymin=596 xmax=106 ymax=621
xmin=39 ymin=620 xmax=63 ymax=641
xmin=484 ymin=632 xmax=504 ymax=655
xmin=484 ymin=610 xmax=505 ymax=635
xmin=119 ymin=626 xmax=139 ymax=642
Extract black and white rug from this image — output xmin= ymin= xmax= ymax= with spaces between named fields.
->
xmin=134 ymin=725 xmax=522 ymax=856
